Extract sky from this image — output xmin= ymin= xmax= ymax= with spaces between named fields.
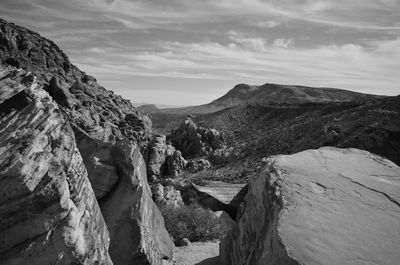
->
xmin=0 ymin=0 xmax=399 ymax=105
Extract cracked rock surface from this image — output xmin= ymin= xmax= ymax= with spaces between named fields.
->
xmin=220 ymin=147 xmax=400 ymax=265
xmin=0 ymin=66 xmax=112 ymax=264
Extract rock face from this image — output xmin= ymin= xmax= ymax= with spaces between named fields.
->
xmin=0 ymin=18 xmax=174 ymax=265
xmin=220 ymin=147 xmax=400 ymax=265
xmin=0 ymin=66 xmax=112 ymax=264
xmin=152 ymin=183 xmax=184 ymax=208
xmin=169 ymin=118 xmax=225 ymax=158
xmin=146 ymin=134 xmax=187 ymax=180
xmin=73 ymin=125 xmax=175 ymax=265
xmin=0 ymin=18 xmax=151 ymax=150
xmin=192 ymin=182 xmax=247 ymax=218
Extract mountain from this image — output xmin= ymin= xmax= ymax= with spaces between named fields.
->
xmin=196 ymin=96 xmax=400 ymax=166
xmin=159 ymin=83 xmax=381 ymax=115
xmin=138 ymin=103 xmax=161 ymax=114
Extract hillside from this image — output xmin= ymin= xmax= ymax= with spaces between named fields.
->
xmin=158 ymin=83 xmax=380 ymax=116
xmin=196 ymin=97 xmax=400 ymax=166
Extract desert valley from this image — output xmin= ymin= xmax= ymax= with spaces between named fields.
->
xmin=0 ymin=5 xmax=400 ymax=265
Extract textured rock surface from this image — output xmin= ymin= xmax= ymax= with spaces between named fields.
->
xmin=192 ymin=182 xmax=247 ymax=218
xmin=99 ymin=142 xmax=174 ymax=265
xmin=146 ymin=134 xmax=187 ymax=180
xmin=220 ymin=147 xmax=400 ymax=265
xmin=73 ymin=128 xmax=175 ymax=265
xmin=169 ymin=118 xmax=225 ymax=158
xmin=0 ymin=18 xmax=151 ymax=150
xmin=0 ymin=18 xmax=174 ymax=265
xmin=152 ymin=183 xmax=184 ymax=208
xmin=165 ymin=150 xmax=187 ymax=177
xmin=187 ymin=158 xmax=212 ymax=173
xmin=0 ymin=66 xmax=112 ymax=264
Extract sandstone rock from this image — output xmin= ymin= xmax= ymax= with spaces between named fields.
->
xmin=192 ymin=182 xmax=247 ymax=218
xmin=187 ymin=158 xmax=211 ymax=173
xmin=0 ymin=66 xmax=112 ymax=265
xmin=152 ymin=183 xmax=184 ymax=208
xmin=99 ymin=142 xmax=174 ymax=265
xmin=73 ymin=129 xmax=174 ymax=265
xmin=220 ymin=147 xmax=400 ymax=265
xmin=146 ymin=134 xmax=187 ymax=180
xmin=165 ymin=150 xmax=187 ymax=177
xmin=0 ymin=18 xmax=152 ymax=150
xmin=146 ymin=134 xmax=169 ymax=180
xmin=169 ymin=118 xmax=225 ymax=158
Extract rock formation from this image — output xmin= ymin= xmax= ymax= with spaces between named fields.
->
xmin=220 ymin=147 xmax=400 ymax=265
xmin=192 ymin=182 xmax=247 ymax=219
xmin=169 ymin=118 xmax=225 ymax=158
xmin=187 ymin=158 xmax=211 ymax=173
xmin=0 ymin=18 xmax=174 ymax=265
xmin=0 ymin=66 xmax=112 ymax=264
xmin=146 ymin=134 xmax=187 ymax=180
xmin=0 ymin=18 xmax=151 ymax=150
xmin=152 ymin=183 xmax=184 ymax=208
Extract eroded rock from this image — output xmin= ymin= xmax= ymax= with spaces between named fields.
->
xmin=152 ymin=183 xmax=184 ymax=208
xmin=0 ymin=66 xmax=112 ymax=265
xmin=169 ymin=118 xmax=225 ymax=158
xmin=73 ymin=130 xmax=175 ymax=265
xmin=220 ymin=147 xmax=400 ymax=265
xmin=0 ymin=18 xmax=152 ymax=150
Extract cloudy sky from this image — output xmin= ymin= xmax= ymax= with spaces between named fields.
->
xmin=1 ymin=0 xmax=399 ymax=105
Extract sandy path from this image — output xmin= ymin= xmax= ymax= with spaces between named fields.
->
xmin=173 ymin=241 xmax=220 ymax=265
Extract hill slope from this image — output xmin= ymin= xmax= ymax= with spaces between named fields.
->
xmin=196 ymin=97 xmax=400 ymax=167
xmin=160 ymin=83 xmax=380 ymax=115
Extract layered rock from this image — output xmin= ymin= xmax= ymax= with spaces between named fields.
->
xmin=0 ymin=18 xmax=151 ymax=150
xmin=220 ymin=147 xmax=400 ymax=265
xmin=169 ymin=118 xmax=225 ymax=158
xmin=146 ymin=134 xmax=187 ymax=180
xmin=187 ymin=158 xmax=211 ymax=173
xmin=192 ymin=182 xmax=247 ymax=218
xmin=0 ymin=18 xmax=175 ymax=265
xmin=0 ymin=66 xmax=112 ymax=264
xmin=152 ymin=183 xmax=184 ymax=208
xmin=73 ymin=128 xmax=175 ymax=265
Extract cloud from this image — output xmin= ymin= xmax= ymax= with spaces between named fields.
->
xmin=0 ymin=0 xmax=399 ymax=104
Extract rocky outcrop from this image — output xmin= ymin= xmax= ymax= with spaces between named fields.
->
xmin=164 ymin=150 xmax=187 ymax=177
xmin=0 ymin=18 xmax=174 ymax=265
xmin=73 ymin=128 xmax=175 ymax=265
xmin=187 ymin=158 xmax=211 ymax=173
xmin=152 ymin=183 xmax=184 ymax=208
xmin=0 ymin=18 xmax=151 ymax=150
xmin=192 ymin=182 xmax=247 ymax=219
xmin=146 ymin=134 xmax=187 ymax=180
xmin=220 ymin=147 xmax=400 ymax=265
xmin=169 ymin=118 xmax=225 ymax=158
xmin=0 ymin=66 xmax=112 ymax=264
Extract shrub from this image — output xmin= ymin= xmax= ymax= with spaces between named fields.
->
xmin=159 ymin=203 xmax=230 ymax=246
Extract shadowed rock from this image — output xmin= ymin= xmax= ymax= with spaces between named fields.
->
xmin=169 ymin=118 xmax=225 ymax=159
xmin=0 ymin=66 xmax=112 ymax=265
xmin=192 ymin=181 xmax=247 ymax=218
xmin=220 ymin=147 xmax=400 ymax=265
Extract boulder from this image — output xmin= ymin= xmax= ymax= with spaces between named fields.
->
xmin=73 ymin=130 xmax=175 ymax=265
xmin=169 ymin=118 xmax=225 ymax=158
xmin=187 ymin=158 xmax=211 ymax=173
xmin=152 ymin=183 xmax=184 ymax=208
xmin=0 ymin=66 xmax=112 ymax=265
xmin=220 ymin=147 xmax=400 ymax=265
xmin=192 ymin=181 xmax=247 ymax=219
xmin=146 ymin=134 xmax=187 ymax=180
xmin=165 ymin=150 xmax=187 ymax=177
